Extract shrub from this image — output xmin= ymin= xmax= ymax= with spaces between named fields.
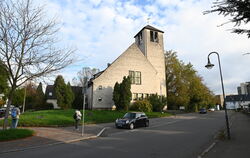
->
xmin=148 ymin=94 xmax=167 ymax=112
xmin=130 ymin=100 xmax=152 ymax=112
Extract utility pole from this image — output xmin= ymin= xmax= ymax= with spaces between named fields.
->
xmin=22 ymin=86 xmax=27 ymax=113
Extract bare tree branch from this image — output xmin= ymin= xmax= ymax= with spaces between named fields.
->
xmin=0 ymin=0 xmax=75 ymax=129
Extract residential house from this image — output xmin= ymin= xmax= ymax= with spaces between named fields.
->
xmin=45 ymin=85 xmax=83 ymax=109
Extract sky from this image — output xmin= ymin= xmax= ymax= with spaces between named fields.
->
xmin=35 ymin=0 xmax=250 ymax=95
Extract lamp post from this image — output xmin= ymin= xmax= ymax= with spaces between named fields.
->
xmin=205 ymin=51 xmax=231 ymax=140
xmin=81 ymin=83 xmax=86 ymax=137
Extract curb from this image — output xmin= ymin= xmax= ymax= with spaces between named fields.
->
xmin=0 ymin=128 xmax=106 ymax=154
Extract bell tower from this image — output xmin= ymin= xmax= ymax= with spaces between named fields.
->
xmin=134 ymin=25 xmax=166 ymax=96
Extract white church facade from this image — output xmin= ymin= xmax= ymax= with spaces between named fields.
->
xmin=86 ymin=25 xmax=167 ymax=109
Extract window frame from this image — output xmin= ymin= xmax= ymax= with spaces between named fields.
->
xmin=129 ymin=70 xmax=141 ymax=85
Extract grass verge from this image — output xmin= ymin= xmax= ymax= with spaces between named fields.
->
xmin=0 ymin=128 xmax=34 ymax=141
xmin=0 ymin=109 xmax=172 ymax=127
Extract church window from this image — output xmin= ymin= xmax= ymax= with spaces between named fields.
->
xmin=150 ymin=31 xmax=158 ymax=42
xmin=129 ymin=71 xmax=141 ymax=85
xmin=138 ymin=32 xmax=143 ymax=45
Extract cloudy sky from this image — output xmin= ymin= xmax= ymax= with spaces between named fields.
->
xmin=36 ymin=0 xmax=250 ymax=95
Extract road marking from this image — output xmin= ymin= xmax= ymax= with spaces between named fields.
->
xmin=97 ymin=127 xmax=106 ymax=137
xmin=197 ymin=141 xmax=217 ymax=158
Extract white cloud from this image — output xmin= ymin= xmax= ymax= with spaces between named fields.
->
xmin=33 ymin=0 xmax=250 ymax=94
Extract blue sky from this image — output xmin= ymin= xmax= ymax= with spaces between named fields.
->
xmin=36 ymin=0 xmax=250 ymax=95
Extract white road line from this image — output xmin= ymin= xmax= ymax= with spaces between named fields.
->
xmin=197 ymin=141 xmax=217 ymax=158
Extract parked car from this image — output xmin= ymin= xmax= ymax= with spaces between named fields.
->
xmin=115 ymin=112 xmax=149 ymax=129
xmin=208 ymin=108 xmax=215 ymax=112
xmin=199 ymin=108 xmax=207 ymax=114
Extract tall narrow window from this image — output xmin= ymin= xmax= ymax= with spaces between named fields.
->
xmin=138 ymin=32 xmax=143 ymax=45
xmin=129 ymin=71 xmax=135 ymax=84
xmin=150 ymin=31 xmax=159 ymax=43
xmin=135 ymin=71 xmax=141 ymax=84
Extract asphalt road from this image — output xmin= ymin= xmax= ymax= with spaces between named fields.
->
xmin=1 ymin=111 xmax=227 ymax=158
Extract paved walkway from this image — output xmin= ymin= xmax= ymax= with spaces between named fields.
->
xmin=0 ymin=123 xmax=112 ymax=153
xmin=204 ymin=112 xmax=250 ymax=158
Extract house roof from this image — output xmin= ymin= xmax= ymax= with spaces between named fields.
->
xmin=45 ymin=85 xmax=56 ymax=99
xmin=45 ymin=85 xmax=83 ymax=100
xmin=134 ymin=25 xmax=164 ymax=38
xmin=225 ymin=95 xmax=250 ymax=102
xmin=89 ymin=43 xmax=158 ymax=85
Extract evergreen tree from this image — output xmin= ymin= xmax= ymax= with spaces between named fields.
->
xmin=120 ymin=76 xmax=132 ymax=111
xmin=36 ymin=82 xmax=46 ymax=110
xmin=113 ymin=82 xmax=121 ymax=109
xmin=54 ymin=75 xmax=73 ymax=109
xmin=205 ymin=0 xmax=250 ymax=37
xmin=66 ymin=82 xmax=74 ymax=108
xmin=112 ymin=76 xmax=132 ymax=111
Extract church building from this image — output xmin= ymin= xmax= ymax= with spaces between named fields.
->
xmin=87 ymin=25 xmax=167 ymax=109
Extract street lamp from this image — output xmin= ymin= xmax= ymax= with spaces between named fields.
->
xmin=205 ymin=51 xmax=231 ymax=140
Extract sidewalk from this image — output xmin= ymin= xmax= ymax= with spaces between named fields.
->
xmin=0 ymin=122 xmax=112 ymax=154
xmin=204 ymin=112 xmax=250 ymax=158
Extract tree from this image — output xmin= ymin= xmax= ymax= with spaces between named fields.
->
xmin=165 ymin=51 xmax=190 ymax=110
xmin=0 ymin=0 xmax=74 ymax=129
xmin=205 ymin=0 xmax=250 ymax=37
xmin=165 ymin=50 xmax=216 ymax=111
xmin=120 ymin=76 xmax=132 ymax=111
xmin=0 ymin=61 xmax=8 ymax=95
xmin=24 ymin=82 xmax=38 ymax=110
xmin=54 ymin=75 xmax=74 ymax=109
xmin=65 ymin=82 xmax=74 ymax=108
xmin=76 ymin=67 xmax=100 ymax=87
xmin=148 ymin=94 xmax=167 ymax=112
xmin=12 ymin=88 xmax=25 ymax=106
xmin=113 ymin=82 xmax=121 ymax=108
xmin=35 ymin=82 xmax=46 ymax=110
xmin=112 ymin=76 xmax=132 ymax=111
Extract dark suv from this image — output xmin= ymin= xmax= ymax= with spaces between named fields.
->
xmin=115 ymin=112 xmax=149 ymax=129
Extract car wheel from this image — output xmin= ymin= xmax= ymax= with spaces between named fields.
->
xmin=145 ymin=121 xmax=149 ymax=127
xmin=129 ymin=123 xmax=134 ymax=130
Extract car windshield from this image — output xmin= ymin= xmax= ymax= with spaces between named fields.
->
xmin=123 ymin=113 xmax=136 ymax=119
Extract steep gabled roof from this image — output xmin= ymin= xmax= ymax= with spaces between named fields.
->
xmin=90 ymin=43 xmax=158 ymax=83
xmin=45 ymin=85 xmax=56 ymax=99
xmin=134 ymin=25 xmax=164 ymax=38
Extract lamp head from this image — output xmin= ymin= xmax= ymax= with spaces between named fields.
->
xmin=205 ymin=58 xmax=214 ymax=69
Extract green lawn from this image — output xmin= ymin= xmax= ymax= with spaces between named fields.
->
xmin=0 ymin=128 xmax=34 ymax=141
xmin=0 ymin=109 xmax=172 ymax=127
